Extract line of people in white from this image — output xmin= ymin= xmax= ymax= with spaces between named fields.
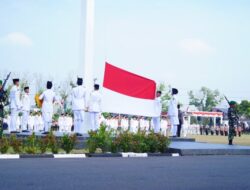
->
xmin=7 ymin=77 xmax=183 ymax=136
xmin=8 ymin=77 xmax=102 ymax=135
xmin=4 ymin=114 xmax=188 ymax=136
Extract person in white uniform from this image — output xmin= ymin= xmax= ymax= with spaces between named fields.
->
xmin=152 ymin=91 xmax=162 ymax=133
xmin=39 ymin=81 xmax=56 ymax=134
xmin=130 ymin=117 xmax=139 ymax=133
xmin=88 ymin=84 xmax=102 ymax=131
xmin=182 ymin=116 xmax=189 ymax=137
xmin=71 ymin=77 xmax=87 ymax=135
xmin=21 ymin=86 xmax=30 ymax=132
xmin=9 ymin=78 xmax=22 ymax=133
xmin=168 ymin=88 xmax=179 ymax=137
xmin=160 ymin=116 xmax=168 ymax=136
xmin=28 ymin=114 xmax=34 ymax=131
xmin=121 ymin=116 xmax=129 ymax=131
xmin=65 ymin=114 xmax=73 ymax=132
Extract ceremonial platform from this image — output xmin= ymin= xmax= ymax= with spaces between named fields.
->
xmin=169 ymin=141 xmax=250 ymax=156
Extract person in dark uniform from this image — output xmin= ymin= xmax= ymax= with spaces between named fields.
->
xmin=177 ymin=104 xmax=183 ymax=137
xmin=228 ymin=101 xmax=239 ymax=145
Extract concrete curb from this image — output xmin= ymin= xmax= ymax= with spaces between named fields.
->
xmin=0 ymin=154 xmax=20 ymax=159
xmin=54 ymin=154 xmax=86 ymax=158
xmin=122 ymin=153 xmax=148 ymax=158
xmin=0 ymin=153 xmax=179 ymax=159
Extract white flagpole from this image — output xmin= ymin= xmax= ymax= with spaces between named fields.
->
xmin=80 ymin=0 xmax=95 ymax=90
xmin=80 ymin=0 xmax=95 ymax=133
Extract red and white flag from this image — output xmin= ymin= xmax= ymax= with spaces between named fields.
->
xmin=102 ymin=62 xmax=157 ymax=117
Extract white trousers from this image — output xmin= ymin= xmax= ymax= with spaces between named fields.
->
xmin=90 ymin=112 xmax=100 ymax=131
xmin=73 ymin=110 xmax=84 ymax=133
xmin=182 ymin=125 xmax=188 ymax=137
xmin=10 ymin=109 xmax=18 ymax=132
xmin=152 ymin=117 xmax=161 ymax=133
xmin=21 ymin=111 xmax=29 ymax=131
xmin=34 ymin=124 xmax=39 ymax=133
xmin=42 ymin=111 xmax=53 ymax=132
xmin=171 ymin=124 xmax=178 ymax=136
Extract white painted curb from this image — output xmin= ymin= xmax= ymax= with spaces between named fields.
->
xmin=0 ymin=154 xmax=20 ymax=159
xmin=53 ymin=154 xmax=86 ymax=158
xmin=172 ymin=153 xmax=180 ymax=157
xmin=122 ymin=153 xmax=148 ymax=158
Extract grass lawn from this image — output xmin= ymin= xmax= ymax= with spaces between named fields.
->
xmin=188 ymin=134 xmax=250 ymax=146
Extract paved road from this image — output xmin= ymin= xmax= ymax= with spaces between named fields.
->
xmin=0 ymin=156 xmax=249 ymax=190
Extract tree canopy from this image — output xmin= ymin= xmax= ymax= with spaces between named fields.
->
xmin=188 ymin=87 xmax=223 ymax=111
xmin=157 ymin=82 xmax=171 ymax=112
xmin=237 ymin=100 xmax=250 ymax=118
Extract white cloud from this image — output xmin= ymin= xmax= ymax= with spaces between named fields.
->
xmin=179 ymin=38 xmax=214 ymax=55
xmin=1 ymin=32 xmax=33 ymax=47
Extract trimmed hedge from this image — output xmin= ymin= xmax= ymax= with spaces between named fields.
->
xmin=0 ymin=132 xmax=78 ymax=154
xmin=87 ymin=125 xmax=170 ymax=153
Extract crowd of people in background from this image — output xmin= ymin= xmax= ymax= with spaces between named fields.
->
xmin=2 ymin=111 xmax=248 ymax=137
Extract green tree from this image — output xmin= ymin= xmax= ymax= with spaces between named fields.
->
xmin=157 ymin=82 xmax=171 ymax=112
xmin=188 ymin=87 xmax=223 ymax=111
xmin=238 ymin=100 xmax=250 ymax=118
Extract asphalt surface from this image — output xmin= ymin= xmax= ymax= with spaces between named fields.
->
xmin=0 ymin=156 xmax=249 ymax=190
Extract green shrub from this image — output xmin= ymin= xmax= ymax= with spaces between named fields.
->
xmin=145 ymin=132 xmax=159 ymax=153
xmin=112 ymin=131 xmax=133 ymax=153
xmin=61 ymin=134 xmax=77 ymax=154
xmin=9 ymin=135 xmax=22 ymax=153
xmin=0 ymin=136 xmax=9 ymax=154
xmin=38 ymin=137 xmax=48 ymax=154
xmin=46 ymin=131 xmax=59 ymax=154
xmin=87 ymin=125 xmax=114 ymax=153
xmin=24 ymin=133 xmax=37 ymax=154
xmin=155 ymin=133 xmax=170 ymax=153
xmin=112 ymin=130 xmax=170 ymax=153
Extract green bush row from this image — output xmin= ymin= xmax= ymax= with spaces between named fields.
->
xmin=0 ymin=132 xmax=77 ymax=154
xmin=87 ymin=125 xmax=170 ymax=153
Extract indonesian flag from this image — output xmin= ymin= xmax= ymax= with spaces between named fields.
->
xmin=102 ymin=62 xmax=157 ymax=117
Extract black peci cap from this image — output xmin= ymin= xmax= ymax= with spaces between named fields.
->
xmin=77 ymin=77 xmax=83 ymax=85
xmin=47 ymin=81 xmax=53 ymax=89
xmin=172 ymin=88 xmax=178 ymax=95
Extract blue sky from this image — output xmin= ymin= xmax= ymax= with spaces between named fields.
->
xmin=0 ymin=0 xmax=250 ymax=105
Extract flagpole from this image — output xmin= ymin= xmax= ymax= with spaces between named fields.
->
xmin=80 ymin=0 xmax=95 ymax=90
xmin=80 ymin=0 xmax=95 ymax=133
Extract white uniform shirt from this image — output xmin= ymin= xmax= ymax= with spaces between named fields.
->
xmin=144 ymin=119 xmax=150 ymax=131
xmin=131 ymin=119 xmax=139 ymax=133
xmin=168 ymin=95 xmax=178 ymax=117
xmin=58 ymin=116 xmax=64 ymax=130
xmin=71 ymin=86 xmax=87 ymax=111
xmin=9 ymin=85 xmax=22 ymax=109
xmin=155 ymin=97 xmax=162 ymax=117
xmin=161 ymin=119 xmax=168 ymax=130
xmin=39 ymin=89 xmax=55 ymax=113
xmin=21 ymin=93 xmax=30 ymax=111
xmin=88 ymin=90 xmax=101 ymax=112
xmin=106 ymin=118 xmax=111 ymax=128
xmin=121 ymin=118 xmax=129 ymax=130
xmin=110 ymin=118 xmax=118 ymax=129
xmin=139 ymin=119 xmax=146 ymax=130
